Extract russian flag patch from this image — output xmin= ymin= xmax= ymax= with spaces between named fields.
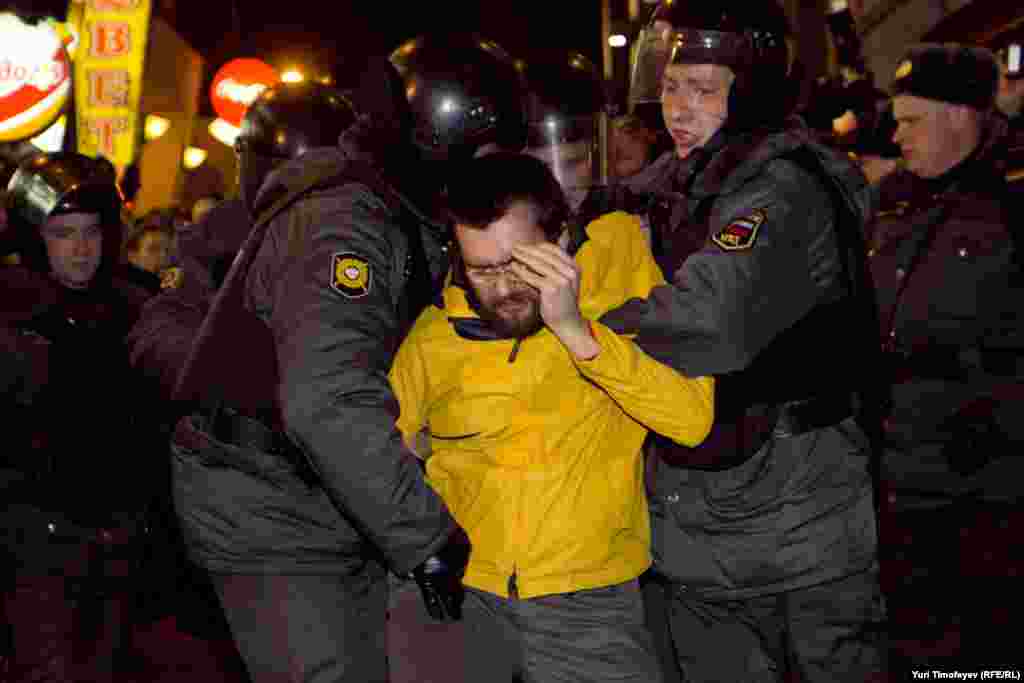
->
xmin=711 ymin=209 xmax=766 ymax=251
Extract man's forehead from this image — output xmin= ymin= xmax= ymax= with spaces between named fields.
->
xmin=663 ymin=62 xmax=733 ymax=84
xmin=892 ymin=94 xmax=941 ymax=118
xmin=43 ymin=212 xmax=102 ymax=230
xmin=457 ymin=202 xmax=545 ymax=252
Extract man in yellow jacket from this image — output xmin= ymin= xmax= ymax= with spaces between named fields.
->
xmin=389 ymin=153 xmax=713 ymax=682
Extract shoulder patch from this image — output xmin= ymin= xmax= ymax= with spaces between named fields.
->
xmin=331 ymin=252 xmax=372 ymax=298
xmin=711 ymin=209 xmax=766 ymax=251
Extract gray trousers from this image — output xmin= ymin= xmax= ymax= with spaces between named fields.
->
xmin=462 ymin=578 xmax=664 ymax=683
xmin=649 ymin=567 xmax=888 ymax=683
xmin=387 ymin=574 xmax=467 ymax=683
xmin=211 ymin=561 xmax=388 ymax=683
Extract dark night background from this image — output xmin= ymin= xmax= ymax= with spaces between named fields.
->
xmin=10 ymin=0 xmax=608 ymax=116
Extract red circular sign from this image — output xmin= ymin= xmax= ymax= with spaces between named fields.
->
xmin=210 ymin=58 xmax=279 ymax=128
xmin=0 ymin=16 xmax=71 ymax=142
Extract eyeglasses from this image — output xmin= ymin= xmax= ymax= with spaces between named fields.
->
xmin=463 ymin=259 xmax=522 ymax=285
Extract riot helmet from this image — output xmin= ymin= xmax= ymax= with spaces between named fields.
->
xmin=389 ymin=33 xmax=528 ymax=164
xmin=523 ymin=51 xmax=608 ymax=211
xmin=234 ymin=81 xmax=357 ymax=214
xmin=5 ymin=152 xmax=123 ymax=282
xmin=631 ymin=0 xmax=794 ymax=130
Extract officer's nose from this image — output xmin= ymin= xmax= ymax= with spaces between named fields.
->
xmin=71 ymin=234 xmax=92 ymax=257
xmin=664 ymin=100 xmax=687 ymax=124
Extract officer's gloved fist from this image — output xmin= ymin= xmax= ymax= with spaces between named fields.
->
xmin=410 ymin=528 xmax=470 ymax=622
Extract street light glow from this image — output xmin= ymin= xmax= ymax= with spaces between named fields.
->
xmin=209 ymin=118 xmax=241 ymax=147
xmin=183 ymin=146 xmax=208 ymax=169
xmin=281 ymin=69 xmax=304 ymax=83
xmin=144 ymin=114 xmax=170 ymax=141
xmin=608 ymin=34 xmax=628 ymax=48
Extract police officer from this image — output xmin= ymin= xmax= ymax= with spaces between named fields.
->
xmin=134 ymin=54 xmax=519 ymax=680
xmin=1 ymin=153 xmax=156 ymax=682
xmin=871 ymin=44 xmax=1023 ymax=498
xmin=870 ymin=43 xmax=1024 ymax=668
xmin=598 ymin=1 xmax=887 ymax=680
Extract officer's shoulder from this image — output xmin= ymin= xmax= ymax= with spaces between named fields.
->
xmin=265 ymin=150 xmax=396 ymax=217
xmin=763 ymin=154 xmax=831 ymax=190
xmin=286 ymin=175 xmax=407 ymax=243
xmin=724 ymin=156 xmax=830 ymax=209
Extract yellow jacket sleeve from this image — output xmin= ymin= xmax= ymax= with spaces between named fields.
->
xmin=571 ymin=210 xmax=714 ymax=447
xmin=573 ymin=321 xmax=714 ymax=447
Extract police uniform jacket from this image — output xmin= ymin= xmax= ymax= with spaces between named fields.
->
xmin=1 ymin=260 xmax=154 ymax=535
xmin=389 ymin=212 xmax=714 ymax=599
xmin=869 ymin=114 xmax=1024 ymax=481
xmin=600 ymin=118 xmax=880 ymax=600
xmin=168 ymin=124 xmax=457 ymax=576
xmin=128 ymin=199 xmax=253 ymax=401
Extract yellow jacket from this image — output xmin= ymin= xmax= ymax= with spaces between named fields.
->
xmin=389 ymin=211 xmax=714 ymax=598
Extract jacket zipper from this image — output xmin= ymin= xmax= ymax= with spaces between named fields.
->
xmin=508 ymin=569 xmax=519 ymax=599
xmin=507 ymin=338 xmax=522 ymax=363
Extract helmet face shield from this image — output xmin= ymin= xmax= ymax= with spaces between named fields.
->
xmin=7 ymin=154 xmax=120 ymax=230
xmin=525 ymin=114 xmax=600 ymax=210
xmin=9 ymin=167 xmax=62 ymax=228
xmin=630 ymin=23 xmax=752 ymax=106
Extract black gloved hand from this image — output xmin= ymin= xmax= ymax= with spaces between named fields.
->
xmin=410 ymin=528 xmax=470 ymax=622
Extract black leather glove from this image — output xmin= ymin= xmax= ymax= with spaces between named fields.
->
xmin=410 ymin=528 xmax=470 ymax=622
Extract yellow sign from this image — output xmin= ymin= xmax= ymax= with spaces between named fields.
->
xmin=71 ymin=0 xmax=152 ymax=173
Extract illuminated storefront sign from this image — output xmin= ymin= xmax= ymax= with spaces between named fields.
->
xmin=0 ymin=13 xmax=73 ymax=142
xmin=70 ymin=0 xmax=152 ymax=171
xmin=210 ymin=58 xmax=279 ymax=128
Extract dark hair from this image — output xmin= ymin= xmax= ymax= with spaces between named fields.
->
xmin=444 ymin=152 xmax=569 ymax=241
xmin=123 ymin=209 xmax=175 ymax=257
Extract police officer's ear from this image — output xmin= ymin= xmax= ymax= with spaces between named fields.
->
xmin=945 ymin=102 xmax=978 ymax=133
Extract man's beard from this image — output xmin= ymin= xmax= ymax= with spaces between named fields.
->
xmin=465 ymin=283 xmax=544 ymax=339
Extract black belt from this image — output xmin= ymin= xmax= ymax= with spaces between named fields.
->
xmin=208 ymin=406 xmax=296 ymax=457
xmin=204 ymin=406 xmax=320 ymax=487
xmin=773 ymin=393 xmax=856 ymax=437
